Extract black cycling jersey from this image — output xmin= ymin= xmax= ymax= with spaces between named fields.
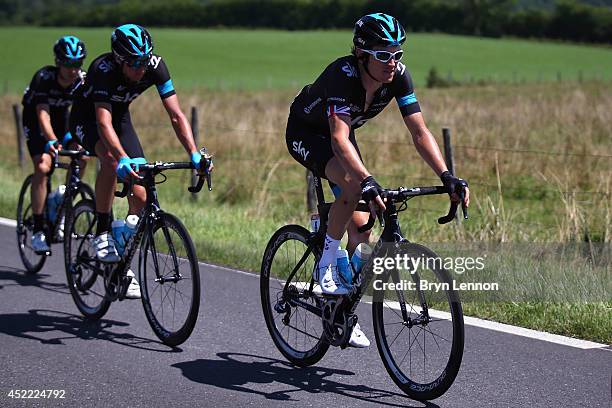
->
xmin=289 ymin=55 xmax=421 ymax=134
xmin=70 ymin=52 xmax=175 ymax=157
xmin=21 ymin=66 xmax=85 ymax=156
xmin=71 ymin=52 xmax=176 ymax=125
xmin=21 ymin=65 xmax=85 ymax=131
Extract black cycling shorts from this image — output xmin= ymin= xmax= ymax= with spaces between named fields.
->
xmin=22 ymin=108 xmax=68 ymax=157
xmin=70 ymin=110 xmax=145 ymax=159
xmin=285 ymin=114 xmax=362 ymax=179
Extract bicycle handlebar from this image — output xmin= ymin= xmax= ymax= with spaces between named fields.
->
xmin=114 ymin=159 xmax=213 ymax=198
xmin=356 ymin=185 xmax=469 ymax=233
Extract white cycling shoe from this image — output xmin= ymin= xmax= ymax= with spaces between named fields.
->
xmin=31 ymin=231 xmax=50 ymax=254
xmin=349 ymin=323 xmax=371 ymax=348
xmin=318 ymin=264 xmax=349 ymax=296
xmin=125 ymin=270 xmax=141 ymax=299
xmin=93 ymin=233 xmax=120 ymax=263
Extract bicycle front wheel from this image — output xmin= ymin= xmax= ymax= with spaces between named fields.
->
xmin=372 ymin=243 xmax=464 ymax=401
xmin=140 ymin=212 xmax=200 ymax=346
xmin=16 ymin=175 xmax=47 ymax=274
xmin=260 ymin=225 xmax=329 ymax=367
xmin=64 ymin=199 xmax=111 ymax=319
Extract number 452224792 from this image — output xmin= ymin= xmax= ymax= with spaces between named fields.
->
xmin=7 ymin=389 xmax=65 ymax=399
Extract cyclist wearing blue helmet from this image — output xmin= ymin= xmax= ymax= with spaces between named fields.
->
xmin=70 ymin=24 xmax=207 ymax=298
xmin=286 ymin=13 xmax=470 ymax=347
xmin=22 ymin=35 xmax=87 ymax=253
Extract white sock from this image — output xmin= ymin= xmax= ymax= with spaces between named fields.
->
xmin=319 ymin=234 xmax=340 ymax=270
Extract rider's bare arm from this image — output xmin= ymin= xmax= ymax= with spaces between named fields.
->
xmin=36 ymin=104 xmax=58 ymax=143
xmin=95 ymin=102 xmax=130 ymax=160
xmin=329 ymin=114 xmax=369 ymax=184
xmin=403 ymin=112 xmax=448 ymax=176
xmin=404 ymin=112 xmax=469 ymax=205
xmin=161 ymin=94 xmax=197 ymax=155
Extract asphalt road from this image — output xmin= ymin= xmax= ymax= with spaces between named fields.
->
xmin=0 ymin=223 xmax=610 ymax=407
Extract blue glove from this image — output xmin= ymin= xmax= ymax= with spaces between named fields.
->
xmin=116 ymin=157 xmax=135 ymax=181
xmin=132 ymin=157 xmax=147 ymax=171
xmin=62 ymin=132 xmax=73 ymax=146
xmin=44 ymin=140 xmax=58 ymax=154
xmin=190 ymin=151 xmax=202 ymax=170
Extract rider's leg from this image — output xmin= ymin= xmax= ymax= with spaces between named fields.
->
xmin=314 ymin=157 xmax=361 ymax=295
xmin=94 ymin=140 xmax=116 ymax=223
xmin=127 ymin=185 xmax=146 ymax=215
xmin=346 ymin=212 xmax=372 ymax=255
xmin=92 ymin=140 xmax=120 ymax=263
xmin=31 ymin=153 xmax=52 ymax=223
xmin=30 ymin=153 xmax=53 ymax=252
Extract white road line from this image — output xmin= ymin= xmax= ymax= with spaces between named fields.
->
xmin=377 ymin=301 xmax=609 ymax=350
xmin=0 ymin=217 xmax=608 ymax=350
xmin=0 ymin=217 xmax=17 ymax=227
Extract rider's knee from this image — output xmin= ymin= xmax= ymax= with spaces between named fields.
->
xmin=33 ymin=157 xmax=51 ymax=175
xmin=338 ymin=182 xmax=361 ymax=206
xmin=99 ymin=152 xmax=117 ymax=171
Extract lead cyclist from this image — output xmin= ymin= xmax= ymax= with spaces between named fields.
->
xmin=286 ymin=13 xmax=470 ymax=347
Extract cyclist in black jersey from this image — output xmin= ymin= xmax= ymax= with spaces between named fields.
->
xmin=22 ymin=36 xmax=87 ymax=254
xmin=69 ymin=24 xmax=209 ymax=298
xmin=286 ymin=13 xmax=470 ymax=347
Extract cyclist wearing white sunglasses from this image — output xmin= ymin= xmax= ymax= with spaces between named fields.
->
xmin=286 ymin=13 xmax=469 ymax=347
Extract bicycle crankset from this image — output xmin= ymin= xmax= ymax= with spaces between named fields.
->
xmin=321 ymin=297 xmax=356 ymax=347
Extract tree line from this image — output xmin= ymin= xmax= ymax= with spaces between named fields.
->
xmin=1 ymin=0 xmax=611 ymax=44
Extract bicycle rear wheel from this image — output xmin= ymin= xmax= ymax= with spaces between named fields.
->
xmin=260 ymin=225 xmax=329 ymax=367
xmin=16 ymin=175 xmax=47 ymax=274
xmin=140 ymin=212 xmax=200 ymax=346
xmin=64 ymin=199 xmax=111 ymax=320
xmin=372 ymin=243 xmax=464 ymax=401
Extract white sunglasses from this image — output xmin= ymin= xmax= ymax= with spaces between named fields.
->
xmin=360 ymin=49 xmax=404 ymax=63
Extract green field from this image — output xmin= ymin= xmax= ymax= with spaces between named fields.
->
xmin=1 ymin=27 xmax=612 ymax=93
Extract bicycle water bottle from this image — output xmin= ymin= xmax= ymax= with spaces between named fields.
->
xmin=123 ymin=214 xmax=139 ymax=250
xmin=47 ymin=185 xmax=66 ymax=223
xmin=351 ymin=243 xmax=373 ymax=284
xmin=112 ymin=219 xmax=126 ymax=255
xmin=336 ymin=248 xmax=352 ymax=288
xmin=310 ymin=214 xmax=320 ymax=232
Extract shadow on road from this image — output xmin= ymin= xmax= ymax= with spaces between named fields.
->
xmin=0 ymin=266 xmax=70 ymax=295
xmin=0 ymin=308 xmax=181 ymax=353
xmin=173 ymin=352 xmax=438 ymax=407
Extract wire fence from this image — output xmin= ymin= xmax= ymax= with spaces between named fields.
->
xmin=128 ymin=117 xmax=611 ymax=197
xmin=10 ymin=104 xmax=611 ymax=230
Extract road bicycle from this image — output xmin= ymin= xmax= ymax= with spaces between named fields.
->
xmin=63 ymin=153 xmax=212 ymax=346
xmin=16 ymin=149 xmax=94 ymax=273
xmin=261 ymin=175 xmax=468 ymax=400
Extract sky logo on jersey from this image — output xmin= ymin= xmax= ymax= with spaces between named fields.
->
xmin=98 ymin=59 xmax=113 ymax=73
xmin=292 ymin=140 xmax=310 ymax=161
xmin=110 ymin=91 xmax=140 ymax=103
xmin=327 ymin=105 xmax=351 ymax=117
xmin=342 ymin=62 xmax=358 ymax=78
xmin=150 ymin=55 xmax=161 ymax=69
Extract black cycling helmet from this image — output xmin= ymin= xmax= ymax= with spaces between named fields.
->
xmin=111 ymin=24 xmax=153 ymax=63
xmin=353 ymin=13 xmax=406 ymax=49
xmin=53 ymin=36 xmax=87 ymax=64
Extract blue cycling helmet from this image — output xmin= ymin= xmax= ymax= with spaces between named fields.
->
xmin=53 ymin=36 xmax=87 ymax=63
xmin=353 ymin=13 xmax=406 ymax=49
xmin=111 ymin=24 xmax=153 ymax=63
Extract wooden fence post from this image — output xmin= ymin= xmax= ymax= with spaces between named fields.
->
xmin=12 ymin=104 xmax=25 ymax=169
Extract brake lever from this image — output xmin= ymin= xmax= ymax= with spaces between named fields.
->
xmin=114 ymin=178 xmax=134 ymax=198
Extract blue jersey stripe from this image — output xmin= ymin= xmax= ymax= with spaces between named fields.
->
xmin=156 ymin=79 xmax=175 ymax=96
xmin=396 ymin=92 xmax=417 ymax=107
